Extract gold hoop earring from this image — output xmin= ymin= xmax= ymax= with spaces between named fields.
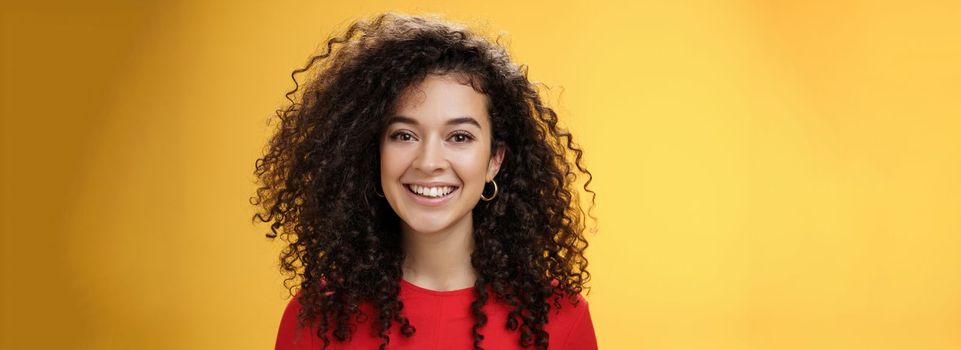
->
xmin=480 ymin=179 xmax=498 ymax=201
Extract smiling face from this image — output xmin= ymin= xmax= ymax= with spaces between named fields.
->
xmin=379 ymin=74 xmax=505 ymax=235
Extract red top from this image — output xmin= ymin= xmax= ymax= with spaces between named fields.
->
xmin=276 ymin=279 xmax=597 ymax=349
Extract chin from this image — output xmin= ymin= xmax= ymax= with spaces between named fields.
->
xmin=399 ymin=209 xmax=471 ymax=235
xmin=403 ymin=219 xmax=452 ymax=235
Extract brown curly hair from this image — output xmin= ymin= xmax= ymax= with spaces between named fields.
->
xmin=251 ymin=12 xmax=595 ymax=350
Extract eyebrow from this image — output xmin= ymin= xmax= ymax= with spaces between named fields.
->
xmin=385 ymin=115 xmax=482 ymax=129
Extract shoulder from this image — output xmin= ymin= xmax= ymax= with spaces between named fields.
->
xmin=276 ymin=289 xmax=320 ymax=350
xmin=275 ymin=288 xmax=379 ymax=350
xmin=548 ymin=280 xmax=590 ymax=315
xmin=279 ymin=289 xmax=304 ymax=326
xmin=546 ymin=288 xmax=597 ymax=350
xmin=548 ymin=290 xmax=590 ymax=323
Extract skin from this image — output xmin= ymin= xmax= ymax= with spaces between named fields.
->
xmin=379 ymin=74 xmax=505 ymax=291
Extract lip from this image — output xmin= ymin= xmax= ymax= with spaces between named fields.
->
xmin=405 ymin=181 xmax=459 ymax=187
xmin=404 ymin=183 xmax=459 ymax=207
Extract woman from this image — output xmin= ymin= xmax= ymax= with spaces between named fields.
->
xmin=252 ymin=13 xmax=596 ymax=350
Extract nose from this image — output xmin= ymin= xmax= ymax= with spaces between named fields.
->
xmin=412 ymin=136 xmax=448 ymax=174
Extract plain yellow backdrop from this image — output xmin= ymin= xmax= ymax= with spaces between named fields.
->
xmin=2 ymin=0 xmax=960 ymax=349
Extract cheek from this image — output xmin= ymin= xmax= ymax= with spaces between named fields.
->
xmin=380 ymin=145 xmax=420 ymax=188
xmin=454 ymin=150 xmax=492 ymax=180
xmin=379 ymin=148 xmax=404 ymax=181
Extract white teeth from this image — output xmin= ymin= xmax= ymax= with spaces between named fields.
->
xmin=409 ymin=184 xmax=455 ymax=198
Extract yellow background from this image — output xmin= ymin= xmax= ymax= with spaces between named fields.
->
xmin=2 ymin=0 xmax=960 ymax=349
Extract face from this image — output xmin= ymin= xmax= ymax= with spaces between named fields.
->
xmin=380 ymin=74 xmax=505 ymax=235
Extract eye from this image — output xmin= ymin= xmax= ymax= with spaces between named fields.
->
xmin=449 ymin=132 xmax=475 ymax=143
xmin=389 ymin=131 xmax=416 ymax=142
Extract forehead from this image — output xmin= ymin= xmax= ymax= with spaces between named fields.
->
xmin=390 ymin=74 xmax=490 ymax=128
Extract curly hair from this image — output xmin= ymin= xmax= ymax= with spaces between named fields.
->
xmin=251 ymin=12 xmax=595 ymax=350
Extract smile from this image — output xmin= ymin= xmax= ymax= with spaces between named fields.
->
xmin=407 ymin=184 xmax=457 ymax=197
xmin=404 ymin=184 xmax=459 ymax=206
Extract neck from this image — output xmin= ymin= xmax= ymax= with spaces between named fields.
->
xmin=400 ymin=214 xmax=477 ymax=291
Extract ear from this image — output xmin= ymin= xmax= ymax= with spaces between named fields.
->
xmin=487 ymin=143 xmax=506 ymax=181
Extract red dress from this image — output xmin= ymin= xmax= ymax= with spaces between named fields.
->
xmin=275 ymin=279 xmax=598 ymax=349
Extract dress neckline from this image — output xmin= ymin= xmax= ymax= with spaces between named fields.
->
xmin=400 ymin=278 xmax=475 ymax=297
